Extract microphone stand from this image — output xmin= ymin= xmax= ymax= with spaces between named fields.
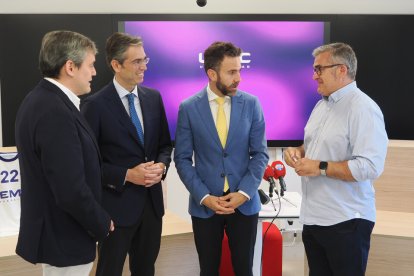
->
xmin=268 ymin=178 xmax=275 ymax=198
xmin=278 ymin=177 xmax=286 ymax=197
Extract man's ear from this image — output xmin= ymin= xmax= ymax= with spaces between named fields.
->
xmin=207 ymin=68 xmax=217 ymax=82
xmin=111 ymin=59 xmax=121 ymax=73
xmin=340 ymin=64 xmax=348 ymax=75
xmin=63 ymin=60 xmax=76 ymax=77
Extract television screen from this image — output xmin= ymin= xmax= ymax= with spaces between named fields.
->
xmin=119 ymin=20 xmax=328 ymax=146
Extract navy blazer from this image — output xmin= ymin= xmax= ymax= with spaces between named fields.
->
xmin=174 ymin=89 xmax=269 ymax=218
xmin=15 ymin=79 xmax=111 ymax=266
xmin=81 ymin=82 xmax=172 ymax=226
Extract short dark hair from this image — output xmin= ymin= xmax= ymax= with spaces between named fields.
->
xmin=39 ymin=30 xmax=97 ymax=78
xmin=105 ymin=32 xmax=143 ymax=73
xmin=203 ymin=41 xmax=242 ymax=74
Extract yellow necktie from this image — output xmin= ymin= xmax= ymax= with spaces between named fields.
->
xmin=215 ymin=97 xmax=229 ymax=192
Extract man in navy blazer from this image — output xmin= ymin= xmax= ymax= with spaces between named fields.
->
xmin=15 ymin=31 xmax=113 ymax=276
xmin=81 ymin=33 xmax=172 ymax=276
xmin=174 ymin=42 xmax=269 ymax=276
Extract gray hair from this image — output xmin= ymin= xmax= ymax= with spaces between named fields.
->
xmin=105 ymin=32 xmax=143 ymax=73
xmin=39 ymin=30 xmax=97 ymax=78
xmin=312 ymin=42 xmax=357 ymax=80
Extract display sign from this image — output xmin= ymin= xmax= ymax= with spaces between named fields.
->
xmin=0 ymin=151 xmax=20 ymax=236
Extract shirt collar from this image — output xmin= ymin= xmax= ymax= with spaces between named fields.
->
xmin=44 ymin=77 xmax=80 ymax=110
xmin=207 ymin=84 xmax=231 ymax=103
xmin=113 ymin=77 xmax=138 ymax=99
xmin=325 ymin=81 xmax=357 ymax=103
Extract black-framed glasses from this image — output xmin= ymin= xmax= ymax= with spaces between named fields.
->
xmin=313 ymin=64 xmax=344 ymax=76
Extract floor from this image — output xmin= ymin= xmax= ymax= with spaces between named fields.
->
xmin=281 ymin=230 xmax=305 ymax=276
xmin=0 ymin=230 xmax=305 ymax=276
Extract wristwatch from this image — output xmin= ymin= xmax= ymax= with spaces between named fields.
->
xmin=319 ymin=161 xmax=328 ymax=176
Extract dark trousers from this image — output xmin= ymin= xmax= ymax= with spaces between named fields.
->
xmin=96 ymin=196 xmax=162 ymax=276
xmin=191 ymin=210 xmax=258 ymax=276
xmin=303 ymin=218 xmax=375 ymax=276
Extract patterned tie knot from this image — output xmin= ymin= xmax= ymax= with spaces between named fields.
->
xmin=215 ymin=97 xmax=225 ymax=106
xmin=127 ymin=93 xmax=134 ymax=104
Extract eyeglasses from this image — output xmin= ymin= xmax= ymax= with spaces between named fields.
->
xmin=130 ymin=57 xmax=150 ymax=66
xmin=313 ymin=64 xmax=344 ymax=76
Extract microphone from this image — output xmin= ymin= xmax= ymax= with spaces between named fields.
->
xmin=263 ymin=165 xmax=276 ymax=198
xmin=271 ymin=160 xmax=287 ymax=196
xmin=196 ymin=0 xmax=207 ymax=7
xmin=258 ymin=189 xmax=270 ymax=205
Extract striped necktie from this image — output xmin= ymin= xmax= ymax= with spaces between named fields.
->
xmin=215 ymin=97 xmax=229 ymax=192
xmin=127 ymin=93 xmax=144 ymax=145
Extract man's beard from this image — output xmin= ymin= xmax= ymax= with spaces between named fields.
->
xmin=216 ymin=75 xmax=238 ymax=96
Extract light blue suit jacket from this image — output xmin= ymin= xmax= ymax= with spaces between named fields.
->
xmin=174 ymin=88 xmax=269 ymax=218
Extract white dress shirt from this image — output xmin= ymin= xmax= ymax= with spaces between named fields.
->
xmin=44 ymin=78 xmax=80 ymax=110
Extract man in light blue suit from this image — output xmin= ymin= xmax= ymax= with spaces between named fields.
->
xmin=174 ymin=41 xmax=269 ymax=276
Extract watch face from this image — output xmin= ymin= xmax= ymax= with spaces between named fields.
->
xmin=319 ymin=161 xmax=328 ymax=170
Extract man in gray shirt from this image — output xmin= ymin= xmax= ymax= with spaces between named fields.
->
xmin=284 ymin=42 xmax=388 ymax=276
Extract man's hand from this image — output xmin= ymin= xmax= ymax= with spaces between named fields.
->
xmin=202 ymin=195 xmax=235 ymax=215
xmin=107 ymin=220 xmax=115 ymax=236
xmin=293 ymin=158 xmax=320 ymax=176
xmin=144 ymin=162 xmax=165 ymax=187
xmin=126 ymin=161 xmax=163 ymax=186
xmin=284 ymin=146 xmax=303 ymax=168
xmin=218 ymin=192 xmax=248 ymax=211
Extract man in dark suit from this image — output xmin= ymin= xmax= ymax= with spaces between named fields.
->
xmin=15 ymin=30 xmax=113 ymax=276
xmin=81 ymin=32 xmax=173 ymax=276
xmin=174 ymin=41 xmax=269 ymax=276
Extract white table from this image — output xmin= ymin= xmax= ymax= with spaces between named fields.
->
xmin=253 ymin=191 xmax=302 ymax=275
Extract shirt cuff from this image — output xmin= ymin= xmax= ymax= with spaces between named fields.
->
xmin=238 ymin=190 xmax=250 ymax=200
xmin=200 ymin=194 xmax=209 ymax=205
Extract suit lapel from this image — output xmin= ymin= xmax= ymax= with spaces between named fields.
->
xmin=102 ymin=84 xmax=142 ymax=148
xmin=195 ymin=90 xmax=223 ymax=149
xmin=75 ymin=111 xmax=103 ymax=162
xmin=227 ymin=91 xmax=244 ymax=146
xmin=137 ymin=86 xmax=151 ymax=153
xmin=42 ymin=80 xmax=103 ymax=161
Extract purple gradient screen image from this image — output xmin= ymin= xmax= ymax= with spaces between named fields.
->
xmin=123 ymin=21 xmax=325 ymax=143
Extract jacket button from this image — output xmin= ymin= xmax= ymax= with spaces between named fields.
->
xmin=220 ymin=173 xmax=225 ymax=177
xmin=223 ymin=153 xmax=228 ymax=157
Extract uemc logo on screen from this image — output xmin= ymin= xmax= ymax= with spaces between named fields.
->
xmin=0 ymin=170 xmax=21 ymax=200
xmin=198 ymin=53 xmax=252 ymax=69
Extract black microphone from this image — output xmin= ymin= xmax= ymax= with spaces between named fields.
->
xmin=196 ymin=0 xmax=207 ymax=7
xmin=258 ymin=189 xmax=270 ymax=205
xmin=263 ymin=165 xmax=276 ymax=198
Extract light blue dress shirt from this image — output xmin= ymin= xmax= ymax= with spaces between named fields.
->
xmin=301 ymin=81 xmax=388 ymax=226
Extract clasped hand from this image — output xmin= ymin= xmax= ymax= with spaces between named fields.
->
xmin=126 ymin=161 xmax=165 ymax=187
xmin=203 ymin=192 xmax=248 ymax=215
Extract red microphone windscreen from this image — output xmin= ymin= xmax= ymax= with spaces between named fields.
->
xmin=271 ymin=160 xmax=286 ymax=178
xmin=263 ymin=165 xmax=275 ymax=181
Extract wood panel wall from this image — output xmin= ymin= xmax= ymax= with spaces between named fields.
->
xmin=374 ymin=140 xmax=414 ymax=213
